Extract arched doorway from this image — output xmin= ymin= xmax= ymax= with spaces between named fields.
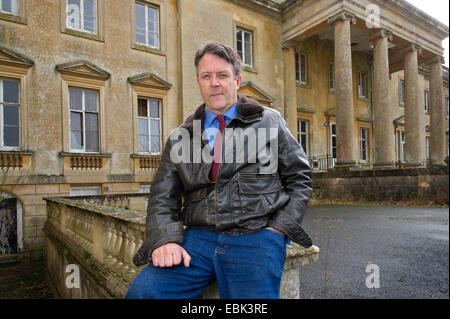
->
xmin=0 ymin=191 xmax=23 ymax=255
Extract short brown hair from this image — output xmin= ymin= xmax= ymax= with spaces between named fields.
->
xmin=194 ymin=42 xmax=242 ymax=77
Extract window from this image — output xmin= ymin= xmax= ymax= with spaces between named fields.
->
xmin=135 ymin=2 xmax=160 ymax=49
xmin=399 ymin=79 xmax=405 ymax=105
xmin=331 ymin=123 xmax=336 ymax=159
xmin=424 ymin=90 xmax=429 ymax=113
xmin=398 ymin=131 xmax=405 ymax=162
xmin=0 ymin=78 xmax=20 ymax=148
xmin=358 ymin=71 xmax=367 ymax=98
xmin=66 ymin=0 xmax=97 ymax=34
xmin=70 ymin=186 xmax=101 ymax=196
xmin=138 ymin=97 xmax=161 ymax=154
xmin=295 ymin=53 xmax=307 ymax=84
xmin=297 ymin=119 xmax=309 ymax=156
xmin=360 ymin=128 xmax=368 ymax=161
xmin=329 ymin=62 xmax=335 ymax=90
xmin=445 ymin=97 xmax=449 ymax=119
xmin=1 ymin=0 xmax=18 ymax=15
xmin=236 ymin=27 xmax=253 ymax=67
xmin=425 ymin=136 xmax=430 ymax=160
xmin=69 ymin=87 xmax=99 ymax=152
xmin=128 ymin=73 xmax=169 ymax=160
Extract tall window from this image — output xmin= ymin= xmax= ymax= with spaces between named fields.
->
xmin=0 ymin=78 xmax=20 ymax=148
xmin=358 ymin=71 xmax=367 ymax=98
xmin=69 ymin=87 xmax=99 ymax=152
xmin=399 ymin=79 xmax=405 ymax=105
xmin=138 ymin=97 xmax=161 ymax=154
xmin=66 ymin=0 xmax=97 ymax=34
xmin=398 ymin=131 xmax=405 ymax=162
xmin=424 ymin=90 xmax=429 ymax=113
xmin=135 ymin=2 xmax=160 ymax=49
xmin=236 ymin=27 xmax=253 ymax=67
xmin=330 ymin=123 xmax=336 ymax=159
xmin=295 ymin=53 xmax=307 ymax=84
xmin=297 ymin=119 xmax=309 ymax=156
xmin=446 ymin=97 xmax=449 ymax=119
xmin=0 ymin=0 xmax=18 ymax=15
xmin=329 ymin=62 xmax=335 ymax=90
xmin=360 ymin=128 xmax=368 ymax=161
xmin=425 ymin=136 xmax=430 ymax=161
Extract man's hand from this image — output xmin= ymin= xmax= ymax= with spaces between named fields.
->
xmin=265 ymin=226 xmax=286 ymax=238
xmin=151 ymin=243 xmax=191 ymax=268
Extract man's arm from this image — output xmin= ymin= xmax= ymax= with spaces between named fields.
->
xmin=133 ymin=137 xmax=187 ymax=267
xmin=267 ymin=113 xmax=313 ymax=246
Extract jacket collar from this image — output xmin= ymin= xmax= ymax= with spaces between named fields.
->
xmin=181 ymin=94 xmax=264 ymax=132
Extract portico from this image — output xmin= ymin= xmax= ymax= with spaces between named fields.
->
xmin=281 ymin=0 xmax=448 ymax=169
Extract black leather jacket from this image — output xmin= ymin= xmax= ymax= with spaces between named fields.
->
xmin=133 ymin=95 xmax=312 ymax=267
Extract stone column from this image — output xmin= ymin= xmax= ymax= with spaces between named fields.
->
xmin=403 ymin=44 xmax=425 ymax=167
xmin=328 ymin=12 xmax=357 ymax=168
xmin=282 ymin=43 xmax=298 ymax=139
xmin=371 ymin=30 xmax=395 ymax=168
xmin=426 ymin=56 xmax=447 ymax=166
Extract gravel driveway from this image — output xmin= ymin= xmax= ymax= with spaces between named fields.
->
xmin=298 ymin=205 xmax=449 ymax=299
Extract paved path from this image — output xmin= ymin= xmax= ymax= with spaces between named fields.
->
xmin=298 ymin=205 xmax=449 ymax=299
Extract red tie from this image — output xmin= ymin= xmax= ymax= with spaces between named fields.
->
xmin=210 ymin=115 xmax=226 ymax=182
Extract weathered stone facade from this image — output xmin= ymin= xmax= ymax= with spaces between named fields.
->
xmin=0 ymin=0 xmax=448 ymax=256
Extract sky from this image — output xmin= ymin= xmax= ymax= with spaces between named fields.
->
xmin=405 ymin=0 xmax=449 ymax=66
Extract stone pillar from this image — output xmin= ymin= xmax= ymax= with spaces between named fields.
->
xmin=282 ymin=43 xmax=298 ymax=139
xmin=426 ymin=56 xmax=447 ymax=166
xmin=328 ymin=12 xmax=357 ymax=168
xmin=403 ymin=44 xmax=425 ymax=167
xmin=371 ymin=30 xmax=395 ymax=168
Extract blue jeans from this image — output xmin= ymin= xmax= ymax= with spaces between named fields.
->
xmin=125 ymin=228 xmax=288 ymax=299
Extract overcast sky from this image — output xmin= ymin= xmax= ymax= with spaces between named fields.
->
xmin=405 ymin=0 xmax=449 ymax=66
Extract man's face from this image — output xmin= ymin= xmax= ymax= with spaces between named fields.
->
xmin=197 ymin=53 xmax=242 ymax=114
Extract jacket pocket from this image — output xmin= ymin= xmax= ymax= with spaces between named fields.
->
xmin=236 ymin=174 xmax=283 ymax=223
xmin=238 ymin=174 xmax=282 ymax=195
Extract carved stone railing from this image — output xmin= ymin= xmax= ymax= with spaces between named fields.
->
xmin=59 ymin=152 xmax=112 ymax=170
xmin=68 ymin=193 xmax=149 ymax=211
xmin=44 ymin=196 xmax=319 ymax=299
xmin=0 ymin=150 xmax=33 ymax=169
xmin=44 ymin=197 xmax=148 ymax=297
xmin=130 ymin=154 xmax=161 ymax=170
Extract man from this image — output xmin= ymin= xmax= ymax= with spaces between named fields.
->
xmin=126 ymin=42 xmax=312 ymax=299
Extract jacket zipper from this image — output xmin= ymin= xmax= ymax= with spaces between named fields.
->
xmin=214 ymin=123 xmax=226 ymax=227
xmin=213 ymin=115 xmax=262 ymax=227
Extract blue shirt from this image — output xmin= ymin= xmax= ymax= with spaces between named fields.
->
xmin=204 ymin=102 xmax=238 ymax=153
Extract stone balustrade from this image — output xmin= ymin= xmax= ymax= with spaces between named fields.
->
xmin=69 ymin=193 xmax=149 ymax=210
xmin=44 ymin=195 xmax=319 ymax=299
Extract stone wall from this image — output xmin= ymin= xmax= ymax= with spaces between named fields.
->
xmin=312 ymin=167 xmax=449 ymax=203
